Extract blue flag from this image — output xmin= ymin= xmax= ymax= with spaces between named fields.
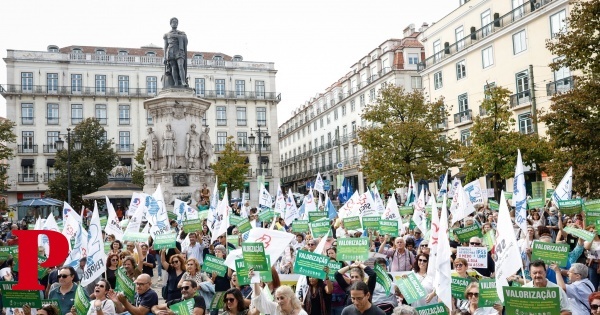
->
xmin=338 ymin=178 xmax=353 ymax=204
xmin=327 ymin=198 xmax=337 ymax=219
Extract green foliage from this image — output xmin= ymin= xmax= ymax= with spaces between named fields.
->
xmin=131 ymin=141 xmax=146 ymax=187
xmin=457 ymin=86 xmax=551 ymax=199
xmin=209 ymin=136 xmax=249 ymax=196
xmin=0 ymin=119 xmax=16 ymax=210
xmin=47 ymin=118 xmax=119 ymax=208
xmin=357 ymin=85 xmax=459 ymax=191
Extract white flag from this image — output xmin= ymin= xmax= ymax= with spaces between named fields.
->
xmin=225 ymin=228 xmax=295 ymax=271
xmin=512 ymin=150 xmax=528 ymax=236
xmin=240 ymin=193 xmax=249 ymax=219
xmin=127 ymin=192 xmax=144 ymax=217
xmin=41 ymin=214 xmax=60 ymax=257
xmin=284 ymin=189 xmax=299 ymax=225
xmin=81 ymin=201 xmax=107 ymax=286
xmin=463 ymin=179 xmax=485 ymax=205
xmin=413 ymin=189 xmax=428 ymax=232
xmin=302 ymin=190 xmax=317 ymax=219
xmin=62 ymin=202 xmax=82 ymax=224
xmin=434 ymin=194 xmax=452 ymax=310
xmin=64 ymin=214 xmax=88 ymax=267
xmin=211 ymin=188 xmax=230 ymax=243
xmin=381 ymin=195 xmax=400 ymax=221
xmin=438 ymin=170 xmax=449 ymax=197
xmin=105 ymin=196 xmax=123 ymax=241
xmin=338 ymin=191 xmax=360 ymax=219
xmin=259 ymin=185 xmax=273 ymax=211
xmin=314 ymin=172 xmax=325 ymax=195
xmin=427 ymin=196 xmax=440 ymax=277
xmin=450 ymin=182 xmax=476 ymax=225
xmin=208 ymin=179 xmax=219 ymax=229
xmin=274 ymin=186 xmax=286 ymax=215
xmin=371 ymin=186 xmax=385 ymax=215
xmin=149 ymin=184 xmax=170 ymax=232
xmin=354 ymin=190 xmax=376 ymax=217
xmin=552 ymin=166 xmax=573 ymax=206
xmin=495 ymin=191 xmax=523 ymax=302
xmin=125 ymin=196 xmax=147 ymax=234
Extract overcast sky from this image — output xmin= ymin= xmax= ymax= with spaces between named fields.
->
xmin=0 ymin=0 xmax=458 ymax=124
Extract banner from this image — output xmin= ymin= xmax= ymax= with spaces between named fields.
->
xmin=558 ymin=199 xmax=583 ymax=215
xmin=488 ymin=200 xmax=499 ymax=211
xmin=183 ymin=218 xmax=202 ymax=233
xmin=374 ymin=264 xmax=393 ymax=295
xmin=0 ymin=281 xmax=42 ymax=308
xmin=235 ymin=258 xmax=272 ymax=285
xmin=309 ymin=219 xmax=330 ymax=238
xmin=201 ymin=255 xmax=228 ymax=277
xmin=209 ymin=292 xmax=226 ymax=311
xmin=415 ymin=303 xmax=449 ymax=315
xmin=584 ymin=199 xmax=600 ymax=227
xmin=531 ymin=241 xmax=569 ymax=266
xmin=293 ymin=250 xmax=329 ymax=279
xmin=343 ymin=216 xmax=362 ymax=230
xmin=259 ymin=209 xmax=277 ymax=222
xmin=502 ymin=287 xmax=560 ymax=315
xmin=153 ymin=232 xmax=177 ymax=250
xmin=115 ymin=267 xmax=135 ymax=303
xmin=527 ymin=198 xmax=545 ymax=210
xmin=478 ymin=279 xmax=501 ymax=307
xmin=122 ymin=231 xmax=151 ymax=242
xmin=362 ymin=216 xmax=380 ymax=229
xmin=456 ymin=247 xmax=488 ymax=268
xmin=292 ymin=220 xmax=309 ymax=232
xmin=308 ymin=211 xmax=327 ymax=223
xmin=229 ymin=215 xmax=243 ymax=226
xmin=399 ymin=206 xmax=414 ymax=216
xmin=169 ymin=298 xmax=195 ymax=315
xmin=327 ymin=261 xmax=342 ymax=281
xmin=453 ymin=224 xmax=483 ymax=243
xmin=380 ymin=220 xmax=399 ymax=237
xmin=451 ymin=276 xmax=471 ymax=299
xmin=531 ymin=181 xmax=546 ymax=200
xmin=74 ymin=285 xmax=90 ymax=315
xmin=337 ymin=238 xmax=369 ymax=261
xmin=395 ymin=272 xmax=427 ymax=304
xmin=563 ymin=226 xmax=595 ymax=242
xmin=242 ymin=242 xmax=269 ymax=271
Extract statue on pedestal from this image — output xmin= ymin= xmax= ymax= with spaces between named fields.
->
xmin=162 ymin=124 xmax=177 ymax=170
xmin=186 ymin=124 xmax=200 ymax=169
xmin=145 ymin=127 xmax=159 ymax=171
xmin=163 ymin=17 xmax=188 ymax=88
xmin=200 ymin=127 xmax=213 ymax=170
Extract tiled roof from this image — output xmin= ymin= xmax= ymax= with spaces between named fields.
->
xmin=58 ymin=45 xmax=233 ymax=60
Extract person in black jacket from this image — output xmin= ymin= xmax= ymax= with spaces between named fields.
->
xmin=334 ymin=261 xmax=377 ymax=306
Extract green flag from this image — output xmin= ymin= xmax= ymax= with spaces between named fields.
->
xmin=169 ymin=298 xmax=195 ymax=315
xmin=74 ymin=285 xmax=90 ymax=315
xmin=374 ymin=264 xmax=393 ymax=295
xmin=115 ymin=267 xmax=135 ymax=303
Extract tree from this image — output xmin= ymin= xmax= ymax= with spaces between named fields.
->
xmin=131 ymin=141 xmax=146 ymax=187
xmin=357 ymin=85 xmax=460 ymax=192
xmin=540 ymin=0 xmax=600 ymax=198
xmin=0 ymin=119 xmax=16 ymax=211
xmin=456 ymin=86 xmax=551 ymax=201
xmin=48 ymin=118 xmax=119 ymax=208
xmin=209 ymin=136 xmax=249 ymax=198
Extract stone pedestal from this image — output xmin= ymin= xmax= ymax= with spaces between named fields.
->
xmin=143 ymin=88 xmax=214 ymax=208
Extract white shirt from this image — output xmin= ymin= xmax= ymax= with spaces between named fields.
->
xmin=183 ymin=242 xmax=204 ymax=264
xmin=523 ymin=279 xmax=571 ymax=312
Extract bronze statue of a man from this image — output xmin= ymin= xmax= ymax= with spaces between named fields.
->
xmin=163 ymin=17 xmax=188 ymax=88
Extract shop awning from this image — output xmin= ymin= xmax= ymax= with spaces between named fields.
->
xmin=21 ymin=159 xmax=34 ymax=166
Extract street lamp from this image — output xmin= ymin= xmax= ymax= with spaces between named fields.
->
xmin=55 ymin=128 xmax=81 ymax=205
xmin=248 ymin=126 xmax=271 ymax=177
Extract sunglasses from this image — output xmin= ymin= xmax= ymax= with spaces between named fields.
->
xmin=567 ymin=221 xmax=573 ymax=223
xmin=455 ymin=263 xmax=464 ymax=268
xmin=307 ymin=243 xmax=315 ymax=246
xmin=59 ymin=274 xmax=71 ymax=278
xmin=470 ymin=242 xmax=481 ymax=246
xmin=591 ymin=304 xmax=600 ymax=310
xmin=466 ymin=292 xmax=479 ymax=298
xmin=181 ymin=286 xmax=190 ymax=291
xmin=418 ymin=259 xmax=428 ymax=263
xmin=225 ymin=298 xmax=236 ymax=303
xmin=95 ymin=284 xmax=105 ymax=288
xmin=420 ymin=244 xmax=428 ymax=248
xmin=111 ymin=259 xmax=118 ymax=262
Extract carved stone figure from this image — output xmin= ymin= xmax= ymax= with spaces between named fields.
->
xmin=163 ymin=17 xmax=188 ymax=88
xmin=199 ymin=127 xmax=213 ymax=169
xmin=162 ymin=124 xmax=177 ymax=170
xmin=185 ymin=123 xmax=200 ymax=169
xmin=145 ymin=127 xmax=159 ymax=171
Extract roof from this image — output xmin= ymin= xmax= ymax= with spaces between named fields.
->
xmin=59 ymin=45 xmax=233 ymax=60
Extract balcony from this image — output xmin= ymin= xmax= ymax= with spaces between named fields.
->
xmin=237 ymin=144 xmax=250 ymax=152
xmin=453 ymin=110 xmax=473 ymax=124
xmin=43 ymin=144 xmax=57 ymax=153
xmin=18 ymin=173 xmax=38 ymax=183
xmin=547 ymin=76 xmax=575 ymax=96
xmin=17 ymin=145 xmax=38 ymax=154
xmin=479 ymin=106 xmax=488 ymax=116
xmin=44 ymin=172 xmax=57 ymax=183
xmin=257 ymin=168 xmax=273 ymax=177
xmin=437 ymin=119 xmax=448 ymax=130
xmin=418 ymin=0 xmax=551 ymax=72
xmin=509 ymin=90 xmax=531 ymax=108
xmin=119 ymin=118 xmax=131 ymax=125
xmin=21 ymin=117 xmax=34 ymax=125
xmin=116 ymin=143 xmax=135 ymax=153
xmin=215 ymin=144 xmax=226 ymax=152
xmin=71 ymin=118 xmax=83 ymax=125
xmin=246 ymin=168 xmax=253 ymax=178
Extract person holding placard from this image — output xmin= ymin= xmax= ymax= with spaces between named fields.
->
xmin=523 ymin=260 xmax=571 ymax=313
xmin=452 ymin=258 xmax=477 ymax=311
xmin=550 ymin=262 xmax=593 ymax=315
xmin=379 ymin=237 xmax=415 ymax=272
xmin=371 ymin=258 xmax=400 ymax=315
xmin=179 ymin=258 xmax=203 ymax=288
xmin=411 ymin=253 xmax=437 ymax=308
xmin=230 ymin=272 xmax=252 ymax=304
xmin=468 ymin=237 xmax=495 ymax=277
xmin=160 ymin=251 xmax=185 ymax=304
xmin=66 ymin=279 xmax=116 ymax=315
xmin=22 ymin=304 xmax=61 ymax=315
xmin=250 ymin=271 xmax=307 ymax=315
xmin=458 ymin=282 xmax=502 ymax=315
xmin=334 ymin=261 xmax=377 ymax=306
xmin=151 ymin=279 xmax=207 ymax=315
xmin=211 ymin=245 xmax=233 ymax=293
xmin=302 ymin=271 xmax=333 ymax=315
xmin=122 ymin=256 xmax=143 ymax=281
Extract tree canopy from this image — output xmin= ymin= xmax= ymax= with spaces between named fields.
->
xmin=132 ymin=141 xmax=146 ymax=188
xmin=209 ymin=136 xmax=249 ymax=197
xmin=357 ymin=85 xmax=459 ymax=191
xmin=0 ymin=119 xmax=16 ymax=211
xmin=47 ymin=118 xmax=119 ymax=208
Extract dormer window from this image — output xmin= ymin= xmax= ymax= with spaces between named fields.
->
xmin=72 ymin=48 xmax=83 ymax=54
xmin=47 ymin=45 xmax=59 ymax=53
xmin=118 ymin=50 xmax=128 ymax=56
xmin=146 ymin=51 xmax=156 ymax=56
xmin=213 ymin=55 xmax=223 ymax=61
xmin=193 ymin=54 xmax=203 ymax=60
xmin=96 ymin=49 xmax=106 ymax=55
xmin=233 ymin=55 xmax=243 ymax=61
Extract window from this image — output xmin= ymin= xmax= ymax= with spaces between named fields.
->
xmin=95 ymin=75 xmax=106 ymax=93
xmin=359 ymin=94 xmax=365 ymax=107
xmin=411 ymin=77 xmax=422 ymax=89
xmin=255 ymin=80 xmax=265 ymax=98
xmin=47 ymin=104 xmax=59 ymax=125
xmin=215 ymin=79 xmax=225 ymax=97
xmin=257 ymin=107 xmax=266 ymax=126
xmin=458 ymin=93 xmax=469 ymax=112
xmin=216 ymin=106 xmax=227 ymax=126
xmin=351 ymin=121 xmax=357 ymax=134
xmin=235 ymin=80 xmax=245 ymax=97
xmin=482 ymin=47 xmax=494 ymax=68
xmin=21 ymin=72 xmax=33 ymax=92
xmin=320 ymin=118 xmax=324 ymax=128
xmin=456 ymin=60 xmax=466 ymax=80
xmin=481 ymin=10 xmax=492 ymax=37
xmin=512 ymin=0 xmax=525 ymax=20
xmin=518 ymin=113 xmax=533 ymax=134
xmin=95 ymin=104 xmax=107 ymax=124
xmin=515 ymin=70 xmax=530 ymax=104
xmin=550 ymin=10 xmax=567 ymax=38
xmin=47 ymin=131 xmax=59 ymax=153
xmin=350 ymin=100 xmax=356 ymax=112
xmin=22 ymin=131 xmax=34 ymax=151
xmin=460 ymin=129 xmax=471 ymax=146
xmin=342 ymin=104 xmax=347 ymax=116
xmin=118 ymin=50 xmax=128 ymax=56
xmin=513 ymin=30 xmax=527 ymax=54
xmin=327 ymin=115 xmax=331 ymax=125
xmin=321 ymin=136 xmax=325 ymax=146
xmin=99 ymin=131 xmax=108 ymax=144
xmin=96 ymin=49 xmax=105 ymax=55
xmin=434 ymin=71 xmax=443 ymax=89
xmin=147 ymin=76 xmax=157 ymax=95
xmin=334 ymin=108 xmax=339 ymax=120
xmin=313 ymin=121 xmax=317 ymax=131
xmin=237 ymin=132 xmax=247 ymax=150
xmin=146 ymin=51 xmax=156 ymax=56
xmin=484 ymin=82 xmax=496 ymax=100
xmin=119 ymin=105 xmax=130 ymax=125
xmin=21 ymin=103 xmax=34 ymax=125
xmin=195 ymin=78 xmax=205 ymax=96
xmin=216 ymin=132 xmax=227 ymax=152
xmin=71 ymin=74 xmax=82 ymax=93
xmin=71 ymin=104 xmax=83 ymax=125
xmin=433 ymin=40 xmax=442 ymax=62
xmin=118 ymin=75 xmax=129 ymax=94
xmin=408 ymin=53 xmax=419 ymax=64
xmin=237 ymin=107 xmax=247 ymax=126
xmin=21 ymin=164 xmax=35 ymax=182
xmin=456 ymin=26 xmax=465 ymax=51
xmin=369 ymin=88 xmax=376 ymax=102
xmin=47 ymin=73 xmax=58 ymax=93
xmin=147 ymin=111 xmax=154 ymax=125
xmin=119 ymin=131 xmax=131 ymax=152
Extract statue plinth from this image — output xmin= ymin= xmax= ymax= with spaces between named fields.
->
xmin=143 ymin=88 xmax=214 ymax=209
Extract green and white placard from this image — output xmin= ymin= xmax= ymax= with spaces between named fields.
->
xmin=343 ymin=216 xmax=362 ymax=230
xmin=237 ymin=218 xmax=253 ymax=234
xmin=229 ymin=215 xmax=243 ymax=226
xmin=242 ymin=242 xmax=269 ymax=271
xmin=203 ymin=255 xmax=228 ymax=277
xmin=115 ymin=267 xmax=135 ymax=303
xmin=122 ymin=231 xmax=150 ymax=242
xmin=308 ymin=211 xmax=327 ymax=222
xmin=558 ymin=199 xmax=583 ymax=215
xmin=337 ymin=237 xmax=369 ymax=261
xmin=74 ymin=285 xmax=90 ymax=315
xmin=454 ymin=224 xmax=483 ymax=243
xmin=374 ymin=264 xmax=393 ymax=295
xmin=531 ymin=241 xmax=570 ymax=266
xmin=153 ymin=232 xmax=177 ymax=250
xmin=0 ymin=281 xmax=42 ymax=309
xmin=502 ymin=286 xmax=560 ymax=315
xmin=415 ymin=303 xmax=449 ymax=315
xmin=395 ymin=272 xmax=426 ymax=304
xmin=478 ymin=279 xmax=501 ymax=307
xmin=309 ymin=219 xmax=330 ymax=238
xmin=399 ymin=206 xmax=414 ymax=216
xmin=488 ymin=200 xmax=499 ymax=211
xmin=380 ymin=220 xmax=399 ymax=236
xmin=563 ymin=226 xmax=595 ymax=242
xmin=209 ymin=292 xmax=226 ymax=311
xmin=293 ymin=250 xmax=329 ymax=279
xmin=451 ymin=276 xmax=471 ymax=299
xmin=527 ymin=198 xmax=545 ymax=210
xmin=169 ymin=298 xmax=195 ymax=315
xmin=183 ymin=218 xmax=203 ymax=233
xmin=362 ymin=216 xmax=380 ymax=229
xmin=292 ymin=220 xmax=309 ymax=232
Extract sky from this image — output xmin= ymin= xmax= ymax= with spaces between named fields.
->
xmin=0 ymin=0 xmax=458 ymax=125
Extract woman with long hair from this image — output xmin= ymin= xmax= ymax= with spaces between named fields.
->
xmin=219 ymin=288 xmax=249 ymax=315
xmin=251 ymin=274 xmax=308 ymax=315
xmin=104 ymin=253 xmax=120 ymax=289
xmin=179 ymin=258 xmax=203 ymax=287
xmin=161 ymin=250 xmax=185 ymax=303
xmin=453 ymin=258 xmax=477 ymax=311
xmin=459 ymin=282 xmax=502 ymax=314
xmin=326 ymin=247 xmax=346 ymax=315
xmin=303 ymin=274 xmax=333 ymax=315
xmin=334 ymin=261 xmax=376 ymax=306
xmin=411 ymin=253 xmax=437 ymax=307
xmin=230 ymin=271 xmax=252 ymax=303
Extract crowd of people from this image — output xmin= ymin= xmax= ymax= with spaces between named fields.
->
xmin=1 ymin=189 xmax=599 ymax=315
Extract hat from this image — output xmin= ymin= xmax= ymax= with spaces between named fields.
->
xmin=549 ymin=206 xmax=558 ymax=214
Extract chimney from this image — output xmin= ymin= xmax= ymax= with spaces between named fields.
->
xmin=403 ymin=23 xmax=416 ymax=37
xmin=419 ymin=22 xmax=430 ymax=32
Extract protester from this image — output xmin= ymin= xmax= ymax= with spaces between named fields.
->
xmin=341 ymin=282 xmax=385 ymax=315
xmin=551 ymin=262 xmax=593 ymax=315
xmin=111 ymin=274 xmax=158 ymax=315
xmin=211 ymin=245 xmax=232 ymax=292
xmin=411 ymin=253 xmax=437 ymax=307
xmin=524 ymin=260 xmax=571 ymax=312
xmin=392 ymin=305 xmax=417 ymax=315
xmin=151 ymin=279 xmax=207 ymax=315
xmin=334 ymin=261 xmax=376 ymax=306
xmin=121 ymin=255 xmax=142 ymax=281
xmin=179 ymin=258 xmax=203 ymax=287
xmin=47 ymin=266 xmax=78 ymax=315
xmin=371 ymin=258 xmax=399 ymax=315
xmin=457 ymin=282 xmax=502 ymax=314
xmin=67 ymin=279 xmax=115 ymax=315
xmin=220 ymin=288 xmax=249 ymax=315
xmin=160 ymin=251 xmax=185 ymax=303
xmin=105 ymin=254 xmax=120 ymax=289
xmin=589 ymin=292 xmax=600 ymax=315
xmin=251 ymin=273 xmax=307 ymax=315
xmin=379 ymin=236 xmax=415 ymax=272
xmin=22 ymin=304 xmax=61 ymax=315
xmin=468 ymin=237 xmax=495 ymax=277
xmin=302 ymin=270 xmax=333 ymax=315
xmin=108 ymin=240 xmax=123 ymax=257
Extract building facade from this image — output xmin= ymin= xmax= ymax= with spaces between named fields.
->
xmin=278 ymin=25 xmax=426 ymax=195
xmin=418 ymin=0 xmax=572 ymax=190
xmin=1 ymin=44 xmax=281 ymax=207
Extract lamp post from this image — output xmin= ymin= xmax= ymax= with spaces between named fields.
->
xmin=55 ymin=128 xmax=81 ymax=205
xmin=248 ymin=126 xmax=271 ymax=178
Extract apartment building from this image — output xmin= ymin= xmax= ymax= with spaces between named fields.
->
xmin=419 ymin=0 xmax=572 ymax=189
xmin=1 ymin=44 xmax=281 ymax=205
xmin=278 ymin=25 xmax=426 ymax=195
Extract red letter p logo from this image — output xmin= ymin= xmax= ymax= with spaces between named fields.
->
xmin=12 ymin=230 xmax=69 ymax=290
